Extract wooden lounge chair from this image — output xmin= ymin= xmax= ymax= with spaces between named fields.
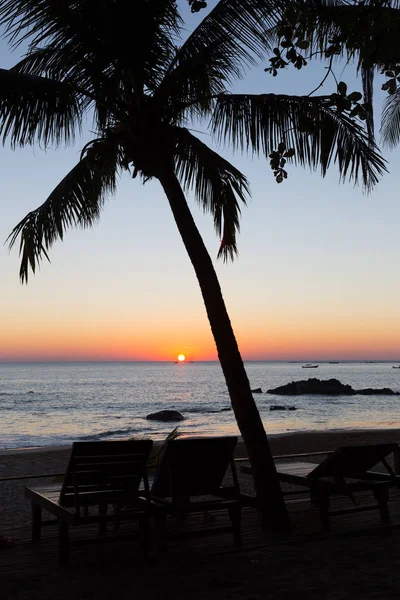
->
xmin=25 ymin=439 xmax=153 ymax=565
xmin=150 ymin=436 xmax=243 ymax=548
xmin=275 ymin=443 xmax=400 ymax=531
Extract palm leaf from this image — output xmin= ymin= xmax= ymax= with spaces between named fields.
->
xmin=381 ymin=87 xmax=400 ymax=148
xmin=7 ymin=137 xmax=121 ymax=282
xmin=0 ymin=68 xmax=82 ymax=147
xmin=283 ymin=1 xmax=400 ymax=67
xmin=146 ymin=427 xmax=181 ymax=472
xmin=157 ymin=0 xmax=284 ymax=120
xmin=173 ymin=127 xmax=249 ymax=260
xmin=275 ymin=2 xmax=400 ymax=151
xmin=0 ymin=0 xmax=180 ymax=96
xmin=212 ymin=93 xmax=387 ymax=190
xmin=12 ymin=46 xmax=124 ymax=132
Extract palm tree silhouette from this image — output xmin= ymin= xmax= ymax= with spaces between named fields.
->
xmin=0 ymin=0 xmax=385 ymax=529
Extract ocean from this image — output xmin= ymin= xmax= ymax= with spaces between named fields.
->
xmin=1 ymin=361 xmax=400 ymax=449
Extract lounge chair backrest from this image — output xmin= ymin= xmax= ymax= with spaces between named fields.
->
xmin=59 ymin=440 xmax=153 ymax=509
xmin=151 ymin=436 xmax=238 ymax=499
xmin=308 ymin=443 xmax=398 ymax=479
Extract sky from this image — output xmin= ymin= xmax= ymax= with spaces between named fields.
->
xmin=1 ymin=1 xmax=400 ymax=363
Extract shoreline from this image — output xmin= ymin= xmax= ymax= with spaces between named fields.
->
xmin=2 ymin=426 xmax=400 ymax=457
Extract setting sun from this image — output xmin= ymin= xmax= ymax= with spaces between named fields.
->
xmin=177 ymin=354 xmax=186 ymax=362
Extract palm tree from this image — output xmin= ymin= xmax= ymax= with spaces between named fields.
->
xmin=0 ymin=0 xmax=386 ymax=530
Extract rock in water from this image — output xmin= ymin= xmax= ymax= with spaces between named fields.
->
xmin=267 ymin=378 xmax=355 ymax=395
xmin=146 ymin=410 xmax=185 ymax=422
xmin=251 ymin=388 xmax=262 ymax=393
xmin=356 ymin=387 xmax=399 ymax=395
xmin=267 ymin=378 xmax=399 ymax=396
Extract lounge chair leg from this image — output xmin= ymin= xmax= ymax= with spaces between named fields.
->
xmin=228 ymin=505 xmax=242 ymax=546
xmin=58 ymin=521 xmax=69 ymax=566
xmin=373 ymin=486 xmax=390 ymax=524
xmin=31 ymin=502 xmax=42 ymax=542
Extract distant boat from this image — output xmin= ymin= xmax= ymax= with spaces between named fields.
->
xmin=302 ymin=364 xmax=318 ymax=368
xmin=393 ymin=366 xmax=400 ymax=369
xmin=329 ymin=361 xmax=339 ymax=364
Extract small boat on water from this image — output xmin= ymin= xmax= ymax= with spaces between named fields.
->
xmin=393 ymin=366 xmax=400 ymax=369
xmin=302 ymin=364 xmax=318 ymax=368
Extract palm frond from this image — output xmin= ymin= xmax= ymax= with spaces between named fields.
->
xmin=212 ymin=93 xmax=387 ymax=191
xmin=180 ymin=0 xmax=282 ymax=61
xmin=282 ymin=1 xmax=400 ymax=68
xmin=0 ymin=0 xmax=180 ymax=96
xmin=0 ymin=68 xmax=82 ymax=147
xmin=173 ymin=127 xmax=249 ymax=260
xmin=146 ymin=427 xmax=181 ymax=472
xmin=12 ymin=46 xmax=123 ymax=132
xmin=381 ymin=87 xmax=400 ymax=148
xmin=7 ymin=137 xmax=121 ymax=282
xmin=157 ymin=0 xmax=284 ymax=120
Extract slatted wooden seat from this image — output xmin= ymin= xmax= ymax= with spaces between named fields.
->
xmin=25 ymin=440 xmax=153 ymax=565
xmin=242 ymin=443 xmax=400 ymax=531
xmin=150 ymin=436 xmax=243 ymax=548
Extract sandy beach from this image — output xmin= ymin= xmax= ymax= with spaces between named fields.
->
xmin=3 ymin=428 xmax=400 ymax=599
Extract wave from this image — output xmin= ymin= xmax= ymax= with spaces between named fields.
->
xmin=79 ymin=427 xmax=141 ymax=441
xmin=0 ymin=391 xmax=41 ymax=397
xmin=186 ymin=407 xmax=232 ymax=414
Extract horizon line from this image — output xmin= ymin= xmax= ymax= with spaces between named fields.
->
xmin=1 ymin=359 xmax=400 ymax=364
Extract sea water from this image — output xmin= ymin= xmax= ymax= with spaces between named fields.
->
xmin=1 ymin=361 xmax=400 ymax=449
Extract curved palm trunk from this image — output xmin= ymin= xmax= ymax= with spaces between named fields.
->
xmin=158 ymin=168 xmax=290 ymax=531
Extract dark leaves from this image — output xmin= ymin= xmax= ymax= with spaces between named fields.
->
xmin=173 ymin=127 xmax=249 ymax=261
xmin=269 ymin=141 xmax=294 ymax=183
xmin=212 ymin=93 xmax=386 ymax=190
xmin=7 ymin=137 xmax=121 ymax=282
xmin=188 ymin=0 xmax=207 ymax=12
xmin=0 ymin=69 xmax=82 ymax=147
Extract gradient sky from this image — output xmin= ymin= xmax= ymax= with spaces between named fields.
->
xmin=1 ymin=1 xmax=400 ymax=362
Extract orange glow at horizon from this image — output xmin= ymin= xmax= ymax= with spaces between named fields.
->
xmin=1 ymin=311 xmax=400 ymax=362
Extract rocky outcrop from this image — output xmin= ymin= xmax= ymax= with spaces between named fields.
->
xmin=270 ymin=405 xmax=297 ymax=411
xmin=146 ymin=410 xmax=185 ymax=421
xmin=251 ymin=388 xmax=263 ymax=393
xmin=267 ymin=378 xmax=400 ymax=396
xmin=356 ymin=387 xmax=399 ymax=395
